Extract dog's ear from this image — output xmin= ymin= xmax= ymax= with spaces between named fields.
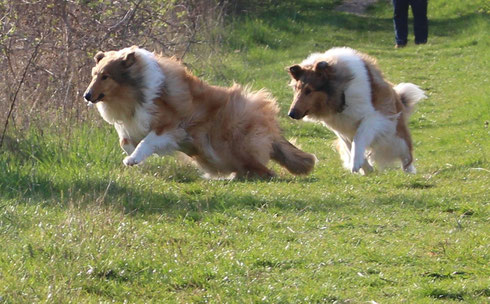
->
xmin=288 ymin=65 xmax=303 ymax=80
xmin=94 ymin=51 xmax=105 ymax=64
xmin=315 ymin=61 xmax=329 ymax=72
xmin=314 ymin=61 xmax=332 ymax=78
xmin=121 ymin=51 xmax=136 ymax=68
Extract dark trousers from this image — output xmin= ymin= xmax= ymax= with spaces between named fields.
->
xmin=393 ymin=0 xmax=428 ymax=45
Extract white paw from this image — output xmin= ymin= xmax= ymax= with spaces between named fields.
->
xmin=360 ymin=163 xmax=374 ymax=175
xmin=123 ymin=155 xmax=141 ymax=166
xmin=351 ymin=157 xmax=364 ymax=173
xmin=404 ymin=164 xmax=416 ymax=174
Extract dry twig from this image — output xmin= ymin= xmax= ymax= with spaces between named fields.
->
xmin=0 ymin=37 xmax=43 ymax=149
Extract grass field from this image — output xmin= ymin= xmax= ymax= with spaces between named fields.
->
xmin=1 ymin=0 xmax=489 ymax=302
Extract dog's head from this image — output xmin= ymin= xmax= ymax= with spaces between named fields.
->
xmin=83 ymin=46 xmax=140 ymax=104
xmin=287 ymin=61 xmax=337 ymax=120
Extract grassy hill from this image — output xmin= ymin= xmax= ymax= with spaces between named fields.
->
xmin=0 ymin=0 xmax=488 ymax=302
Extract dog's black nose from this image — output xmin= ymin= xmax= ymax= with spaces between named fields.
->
xmin=288 ymin=109 xmax=301 ymax=120
xmin=84 ymin=92 xmax=92 ymax=101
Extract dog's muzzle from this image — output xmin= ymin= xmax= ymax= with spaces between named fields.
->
xmin=84 ymin=92 xmax=92 ymax=102
xmin=84 ymin=92 xmax=104 ymax=104
xmin=288 ymin=109 xmax=304 ymax=120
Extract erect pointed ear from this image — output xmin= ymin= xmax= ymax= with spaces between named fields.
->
xmin=288 ymin=65 xmax=303 ymax=80
xmin=121 ymin=51 xmax=136 ymax=68
xmin=314 ymin=61 xmax=332 ymax=78
xmin=94 ymin=51 xmax=105 ymax=63
xmin=314 ymin=61 xmax=329 ymax=72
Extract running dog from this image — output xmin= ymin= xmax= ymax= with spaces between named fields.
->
xmin=84 ymin=46 xmax=316 ymax=178
xmin=287 ymin=47 xmax=426 ymax=174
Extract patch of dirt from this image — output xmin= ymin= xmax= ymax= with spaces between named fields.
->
xmin=335 ymin=0 xmax=379 ymax=15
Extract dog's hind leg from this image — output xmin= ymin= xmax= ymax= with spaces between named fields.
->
xmin=396 ymin=116 xmax=416 ymax=174
xmin=237 ymin=160 xmax=275 ymax=179
xmin=404 ymin=162 xmax=416 ymax=174
xmin=400 ymin=143 xmax=416 ymax=174
xmin=234 ymin=146 xmax=275 ymax=179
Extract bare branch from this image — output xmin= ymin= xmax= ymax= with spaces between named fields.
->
xmin=0 ymin=37 xmax=43 ymax=149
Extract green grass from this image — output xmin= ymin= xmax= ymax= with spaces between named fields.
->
xmin=1 ymin=0 xmax=489 ymax=302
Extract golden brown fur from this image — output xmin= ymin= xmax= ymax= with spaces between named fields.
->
xmin=84 ymin=46 xmax=315 ymax=178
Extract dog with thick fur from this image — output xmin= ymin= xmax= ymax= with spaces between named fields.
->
xmin=84 ymin=46 xmax=315 ymax=178
xmin=287 ymin=47 xmax=426 ymax=174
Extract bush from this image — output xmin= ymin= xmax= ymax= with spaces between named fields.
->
xmin=0 ymin=0 xmax=226 ymax=131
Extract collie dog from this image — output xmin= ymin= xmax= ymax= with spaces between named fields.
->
xmin=83 ymin=46 xmax=315 ymax=178
xmin=287 ymin=47 xmax=426 ymax=174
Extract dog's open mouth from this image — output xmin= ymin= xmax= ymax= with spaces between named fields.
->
xmin=95 ymin=93 xmax=105 ymax=102
xmin=87 ymin=93 xmax=105 ymax=105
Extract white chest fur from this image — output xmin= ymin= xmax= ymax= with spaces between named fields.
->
xmin=97 ymin=102 xmax=153 ymax=146
xmin=320 ymin=113 xmax=359 ymax=139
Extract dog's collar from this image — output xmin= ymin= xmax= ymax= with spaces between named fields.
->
xmin=338 ymin=91 xmax=347 ymax=112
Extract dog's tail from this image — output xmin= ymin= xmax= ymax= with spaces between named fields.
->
xmin=394 ymin=83 xmax=427 ymax=118
xmin=271 ymin=136 xmax=316 ymax=175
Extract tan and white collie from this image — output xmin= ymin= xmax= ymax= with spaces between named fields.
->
xmin=287 ymin=47 xmax=426 ymax=174
xmin=83 ymin=46 xmax=315 ymax=178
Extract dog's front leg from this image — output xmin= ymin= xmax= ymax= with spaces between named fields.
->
xmin=115 ymin=124 xmax=135 ymax=155
xmin=123 ymin=129 xmax=184 ymax=166
xmin=119 ymin=137 xmax=136 ymax=155
xmin=351 ymin=115 xmax=381 ymax=173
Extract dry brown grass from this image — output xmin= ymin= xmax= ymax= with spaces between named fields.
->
xmin=0 ymin=0 xmax=228 ymax=135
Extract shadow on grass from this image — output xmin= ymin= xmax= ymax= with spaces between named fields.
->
xmin=3 ymin=0 xmax=484 ymax=218
xmin=0 ymin=169 xmax=315 ymax=211
xmin=0 ymin=165 xmax=440 ymax=218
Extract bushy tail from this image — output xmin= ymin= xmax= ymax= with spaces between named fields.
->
xmin=394 ymin=83 xmax=427 ymax=118
xmin=271 ymin=136 xmax=316 ymax=175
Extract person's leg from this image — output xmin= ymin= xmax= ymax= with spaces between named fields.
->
xmin=411 ymin=0 xmax=428 ymax=44
xmin=393 ymin=0 xmax=409 ymax=46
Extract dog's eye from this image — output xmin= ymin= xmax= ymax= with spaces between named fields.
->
xmin=101 ymin=75 xmax=108 ymax=80
xmin=304 ymin=88 xmax=312 ymax=95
